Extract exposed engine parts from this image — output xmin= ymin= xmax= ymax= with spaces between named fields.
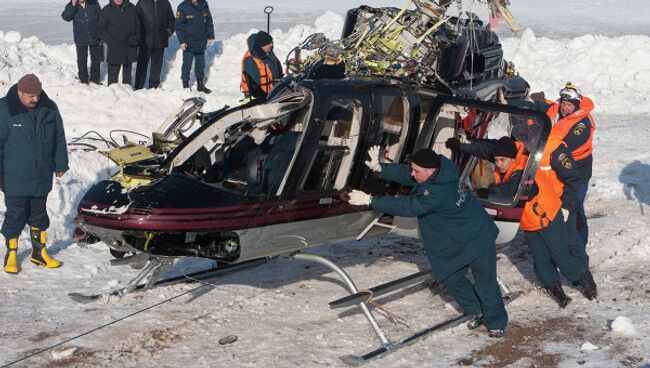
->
xmin=286 ymin=0 xmax=522 ymax=95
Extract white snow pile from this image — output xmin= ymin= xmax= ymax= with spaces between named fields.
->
xmin=502 ymin=30 xmax=650 ymax=115
xmin=580 ymin=341 xmax=599 ymax=351
xmin=611 ymin=316 xmax=638 ymax=337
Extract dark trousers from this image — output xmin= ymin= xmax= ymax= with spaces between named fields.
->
xmin=107 ymin=63 xmax=133 ymax=86
xmin=440 ymin=246 xmax=508 ymax=329
xmin=567 ymin=205 xmax=590 ymax=270
xmin=76 ymin=44 xmax=102 ymax=84
xmin=181 ymin=51 xmax=205 ymax=82
xmin=1 ymin=195 xmax=49 ymax=239
xmin=525 ymin=212 xmax=586 ymax=288
xmin=135 ymin=47 xmax=165 ymax=89
xmin=576 ymin=179 xmax=590 ymax=247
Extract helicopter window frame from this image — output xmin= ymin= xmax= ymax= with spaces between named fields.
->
xmin=375 ymin=93 xmax=410 ymax=165
xmin=416 ymin=94 xmax=551 ymax=208
xmin=298 ymin=97 xmax=364 ymax=193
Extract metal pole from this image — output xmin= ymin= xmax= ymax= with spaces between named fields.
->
xmin=291 ymin=252 xmax=392 ymax=346
xmin=264 ymin=6 xmax=274 ymax=34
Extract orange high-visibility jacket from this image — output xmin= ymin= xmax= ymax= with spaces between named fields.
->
xmin=494 ymin=141 xmax=528 ymax=185
xmin=546 ymin=96 xmax=596 ymax=161
xmin=520 ymin=135 xmax=568 ymax=231
xmin=240 ymin=51 xmax=273 ymax=97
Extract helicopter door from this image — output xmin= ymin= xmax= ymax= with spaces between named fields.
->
xmin=391 ymin=97 xmax=551 ymax=244
xmin=358 ymin=90 xmax=411 ymax=193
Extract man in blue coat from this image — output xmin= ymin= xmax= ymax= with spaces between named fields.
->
xmin=348 ymin=146 xmax=508 ymax=337
xmin=61 ymin=0 xmax=103 ymax=85
xmin=175 ymin=0 xmax=214 ymax=93
xmin=0 ymin=75 xmax=69 ymax=274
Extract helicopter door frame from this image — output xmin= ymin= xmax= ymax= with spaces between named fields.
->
xmin=283 ymin=86 xmax=372 ymax=197
xmin=415 ymin=93 xmax=552 ymax=208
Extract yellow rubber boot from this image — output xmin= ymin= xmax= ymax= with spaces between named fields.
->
xmin=29 ymin=227 xmax=60 ymax=268
xmin=4 ymin=238 xmax=19 ymax=274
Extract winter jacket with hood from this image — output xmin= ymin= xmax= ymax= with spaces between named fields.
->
xmin=241 ymin=34 xmax=283 ymax=99
xmin=98 ymin=0 xmax=140 ymax=64
xmin=61 ymin=0 xmax=102 ymax=46
xmin=0 ymin=85 xmax=69 ymax=196
xmin=136 ymin=0 xmax=175 ymax=49
xmin=370 ymin=156 xmax=499 ymax=281
xmin=175 ymin=0 xmax=214 ymax=53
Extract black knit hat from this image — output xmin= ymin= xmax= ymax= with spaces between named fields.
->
xmin=255 ymin=31 xmax=273 ymax=47
xmin=410 ymin=148 xmax=441 ymax=169
xmin=491 ymin=137 xmax=518 ymax=159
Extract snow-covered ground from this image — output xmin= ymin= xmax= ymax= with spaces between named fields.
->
xmin=1 ymin=1 xmax=650 ymax=367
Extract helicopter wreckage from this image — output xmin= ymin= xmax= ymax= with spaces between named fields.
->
xmin=70 ymin=1 xmax=543 ymax=363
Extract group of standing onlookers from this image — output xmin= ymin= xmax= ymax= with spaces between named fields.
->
xmin=62 ymin=0 xmax=214 ymax=93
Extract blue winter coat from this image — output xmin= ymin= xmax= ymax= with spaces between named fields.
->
xmin=371 ymin=157 xmax=498 ymax=281
xmin=175 ymin=0 xmax=214 ymax=53
xmin=0 ymin=85 xmax=69 ymax=196
xmin=61 ymin=0 xmax=102 ymax=46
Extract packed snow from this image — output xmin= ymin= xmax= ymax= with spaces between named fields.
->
xmin=1 ymin=1 xmax=650 ymax=367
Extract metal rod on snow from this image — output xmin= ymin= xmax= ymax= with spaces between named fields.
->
xmin=264 ymin=6 xmax=274 ymax=34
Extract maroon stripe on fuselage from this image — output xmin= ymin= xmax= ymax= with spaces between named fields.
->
xmin=77 ymin=201 xmax=361 ymax=231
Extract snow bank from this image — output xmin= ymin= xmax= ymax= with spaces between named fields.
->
xmin=502 ymin=30 xmax=650 ymax=115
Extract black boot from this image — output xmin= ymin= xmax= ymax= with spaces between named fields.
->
xmin=182 ymin=80 xmax=190 ymax=89
xmin=544 ymin=284 xmax=571 ymax=308
xmin=197 ymin=80 xmax=212 ymax=94
xmin=577 ymin=270 xmax=597 ymax=300
xmin=466 ymin=313 xmax=484 ymax=330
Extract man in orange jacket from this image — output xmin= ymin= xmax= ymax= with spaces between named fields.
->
xmin=241 ymin=31 xmax=283 ymax=100
xmin=445 ymin=136 xmax=528 ymax=199
xmin=519 ymin=129 xmax=597 ymax=308
xmin=544 ymin=83 xmax=595 ymax=269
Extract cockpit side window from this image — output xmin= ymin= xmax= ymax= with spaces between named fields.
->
xmin=426 ymin=101 xmax=547 ymax=207
xmin=378 ymin=95 xmax=409 ymax=163
xmin=300 ymin=98 xmax=362 ymax=192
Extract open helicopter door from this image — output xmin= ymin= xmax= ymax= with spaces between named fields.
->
xmin=390 ymin=94 xmax=552 ymax=245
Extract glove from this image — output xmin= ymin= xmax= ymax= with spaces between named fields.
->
xmin=348 ymin=190 xmax=372 ymax=206
xmin=365 ymin=145 xmax=381 ymax=172
xmin=561 ymin=208 xmax=570 ymax=222
xmin=445 ymin=137 xmax=460 ymax=151
xmin=476 ymin=188 xmax=490 ymax=199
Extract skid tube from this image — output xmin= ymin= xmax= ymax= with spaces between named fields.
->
xmin=290 ymin=252 xmax=520 ymax=365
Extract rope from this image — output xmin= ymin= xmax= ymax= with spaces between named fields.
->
xmin=361 ymin=290 xmax=411 ymax=328
xmin=0 ymin=282 xmax=210 ymax=368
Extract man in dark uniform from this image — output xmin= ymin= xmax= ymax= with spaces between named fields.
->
xmin=98 ymin=0 xmax=140 ymax=86
xmin=175 ymin=0 xmax=214 ymax=93
xmin=61 ymin=0 xmax=103 ymax=85
xmin=0 ymin=74 xmax=69 ymax=274
xmin=348 ymin=146 xmax=508 ymax=337
xmin=134 ymin=0 xmax=176 ymax=90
